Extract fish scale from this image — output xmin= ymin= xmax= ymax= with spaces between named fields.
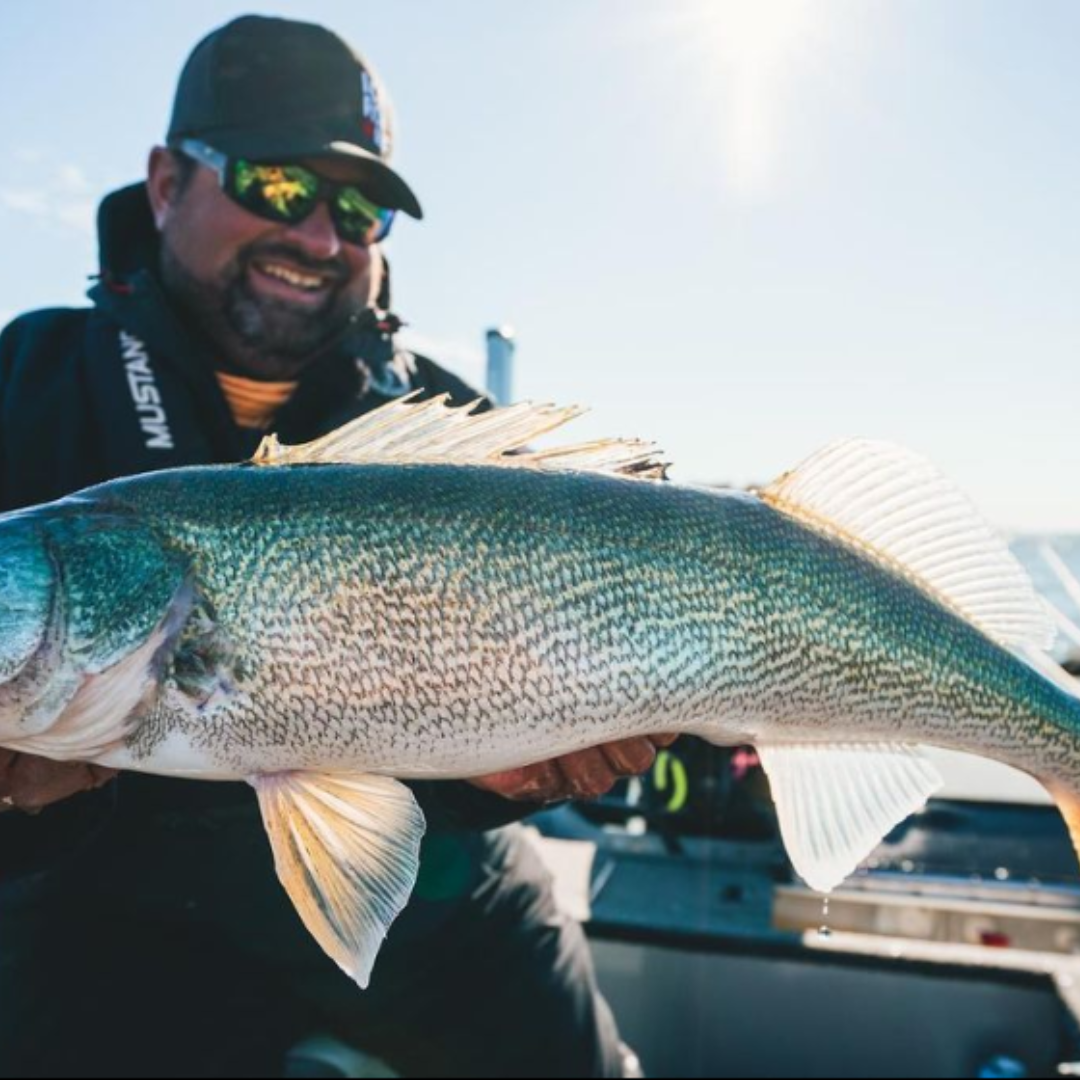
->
xmin=46 ymin=462 xmax=1067 ymax=784
xmin=1 ymin=395 xmax=1079 ymax=987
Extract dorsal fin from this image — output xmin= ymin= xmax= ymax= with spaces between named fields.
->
xmin=253 ymin=393 xmax=669 ymax=481
xmin=760 ymin=438 xmax=1055 ymax=651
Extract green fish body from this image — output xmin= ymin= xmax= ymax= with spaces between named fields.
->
xmin=0 ymin=397 xmax=1076 ymax=985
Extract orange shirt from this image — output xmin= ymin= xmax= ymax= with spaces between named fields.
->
xmin=215 ymin=371 xmax=299 ymax=432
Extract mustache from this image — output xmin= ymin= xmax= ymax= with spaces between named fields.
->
xmin=238 ymin=242 xmax=349 ymax=284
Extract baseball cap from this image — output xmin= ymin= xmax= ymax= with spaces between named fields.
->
xmin=166 ymin=15 xmax=422 ymax=219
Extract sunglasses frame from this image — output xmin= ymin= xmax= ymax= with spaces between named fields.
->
xmin=175 ymin=138 xmax=395 ymax=245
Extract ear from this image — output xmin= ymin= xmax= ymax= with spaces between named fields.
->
xmin=146 ymin=146 xmax=184 ymax=231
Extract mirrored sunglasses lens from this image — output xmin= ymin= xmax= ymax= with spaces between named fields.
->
xmin=232 ymin=162 xmax=319 ymax=222
xmin=334 ymin=188 xmax=394 ymax=244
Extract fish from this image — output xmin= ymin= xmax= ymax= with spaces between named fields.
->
xmin=0 ymin=394 xmax=1078 ymax=987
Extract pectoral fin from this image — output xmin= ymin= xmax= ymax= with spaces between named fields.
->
xmin=757 ymin=743 xmax=942 ymax=893
xmin=251 ymin=772 xmax=426 ymax=988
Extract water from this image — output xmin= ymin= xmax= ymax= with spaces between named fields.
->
xmin=818 ymin=896 xmax=832 ymax=940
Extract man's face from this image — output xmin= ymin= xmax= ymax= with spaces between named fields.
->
xmin=149 ymin=148 xmax=380 ymax=379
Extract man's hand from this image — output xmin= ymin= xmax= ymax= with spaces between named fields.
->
xmin=0 ymin=750 xmax=116 ymax=814
xmin=469 ymin=735 xmax=679 ymax=804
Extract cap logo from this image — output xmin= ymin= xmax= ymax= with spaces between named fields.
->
xmin=361 ymin=70 xmax=384 ymax=154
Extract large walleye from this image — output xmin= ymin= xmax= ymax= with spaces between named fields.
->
xmin=0 ymin=395 xmax=1078 ymax=986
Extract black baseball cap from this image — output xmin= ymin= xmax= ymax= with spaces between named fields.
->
xmin=166 ymin=15 xmax=423 ymax=219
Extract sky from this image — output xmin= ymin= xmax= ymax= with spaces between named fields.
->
xmin=1 ymin=0 xmax=1079 ymax=531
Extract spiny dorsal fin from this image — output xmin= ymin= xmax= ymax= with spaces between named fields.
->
xmin=761 ymin=438 xmax=1055 ymax=651
xmin=252 ymin=393 xmax=669 ymax=481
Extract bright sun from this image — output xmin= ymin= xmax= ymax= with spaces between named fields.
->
xmin=649 ymin=0 xmax=848 ymax=196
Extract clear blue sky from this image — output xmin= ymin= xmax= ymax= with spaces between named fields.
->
xmin=1 ymin=0 xmax=1078 ymax=530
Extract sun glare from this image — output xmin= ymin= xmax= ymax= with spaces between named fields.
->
xmin=648 ymin=0 xmax=854 ymax=197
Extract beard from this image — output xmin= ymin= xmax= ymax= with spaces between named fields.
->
xmin=160 ymin=236 xmax=367 ymax=380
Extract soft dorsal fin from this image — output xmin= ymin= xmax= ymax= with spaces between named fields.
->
xmin=761 ymin=439 xmax=1055 ymax=651
xmin=253 ymin=393 xmax=669 ymax=481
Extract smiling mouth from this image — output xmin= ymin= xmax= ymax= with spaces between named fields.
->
xmin=251 ymin=259 xmax=335 ymax=295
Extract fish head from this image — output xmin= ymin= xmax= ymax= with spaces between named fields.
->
xmin=0 ymin=505 xmax=193 ymax=743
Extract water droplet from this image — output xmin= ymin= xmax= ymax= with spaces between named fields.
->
xmin=818 ymin=896 xmax=832 ymax=939
xmin=994 ymin=867 xmax=1011 ymax=882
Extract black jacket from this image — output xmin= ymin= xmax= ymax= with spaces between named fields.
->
xmin=0 ymin=183 xmax=530 ymax=875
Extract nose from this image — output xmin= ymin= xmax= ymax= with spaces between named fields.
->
xmin=283 ymin=200 xmax=342 ymax=262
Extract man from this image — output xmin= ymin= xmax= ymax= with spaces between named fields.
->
xmin=0 ymin=16 xmax=673 ymax=1079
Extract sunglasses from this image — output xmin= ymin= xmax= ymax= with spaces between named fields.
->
xmin=177 ymin=139 xmax=396 ymax=246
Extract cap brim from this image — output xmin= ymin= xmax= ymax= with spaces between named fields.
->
xmin=195 ymin=129 xmax=424 ymax=219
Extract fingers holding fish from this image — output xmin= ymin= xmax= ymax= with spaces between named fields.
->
xmin=468 ymin=760 xmax=567 ymax=803
xmin=469 ymin=736 xmax=677 ymax=805
xmin=0 ymin=749 xmax=14 ymax=812
xmin=600 ymin=737 xmax=661 ymax=777
xmin=0 ymin=752 xmax=116 ymax=813
xmin=556 ymin=747 xmax=620 ymax=800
